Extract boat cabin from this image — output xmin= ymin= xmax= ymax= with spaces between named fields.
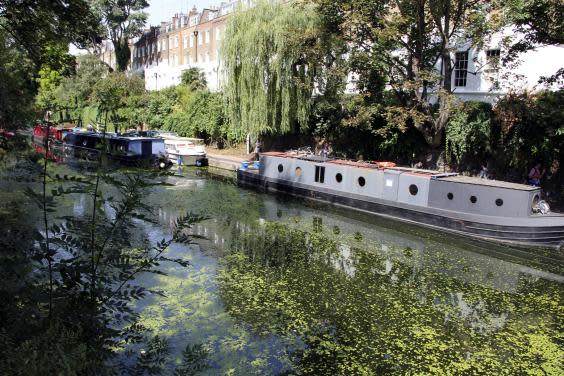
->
xmin=259 ymin=153 xmax=542 ymax=219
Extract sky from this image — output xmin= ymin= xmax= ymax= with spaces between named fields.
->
xmin=147 ymin=0 xmax=219 ymax=26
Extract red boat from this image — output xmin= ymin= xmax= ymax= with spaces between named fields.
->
xmin=32 ymin=123 xmax=69 ymax=144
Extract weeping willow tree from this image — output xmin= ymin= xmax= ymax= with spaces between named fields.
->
xmin=222 ymin=0 xmax=323 ymax=138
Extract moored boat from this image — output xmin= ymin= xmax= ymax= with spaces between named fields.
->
xmin=63 ymin=132 xmax=168 ymax=167
xmin=162 ymin=136 xmax=207 ymax=166
xmin=32 ymin=123 xmax=69 ymax=145
xmin=238 ymin=152 xmax=564 ymax=249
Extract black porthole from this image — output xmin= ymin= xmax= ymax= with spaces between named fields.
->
xmin=447 ymin=192 xmax=454 ymax=200
xmin=278 ymin=164 xmax=283 ymax=173
xmin=470 ymin=195 xmax=477 ymax=204
xmin=495 ymin=199 xmax=503 ymax=207
xmin=358 ymin=177 xmax=366 ymax=187
xmin=409 ymin=184 xmax=418 ymax=196
xmin=336 ymin=173 xmax=343 ymax=183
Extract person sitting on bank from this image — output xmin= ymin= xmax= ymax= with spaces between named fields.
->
xmin=254 ymin=140 xmax=262 ymax=161
xmin=528 ymin=162 xmax=545 ymax=187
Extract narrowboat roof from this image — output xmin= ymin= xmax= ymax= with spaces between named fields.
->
xmin=70 ymin=132 xmax=163 ymax=141
xmin=438 ymin=175 xmax=538 ymax=191
xmin=260 ymin=151 xmax=538 ymax=191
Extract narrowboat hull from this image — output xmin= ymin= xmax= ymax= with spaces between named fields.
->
xmin=238 ymin=169 xmax=564 ymax=249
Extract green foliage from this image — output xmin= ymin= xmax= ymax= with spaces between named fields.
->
xmin=181 ymin=68 xmax=208 ymax=91
xmin=164 ymin=91 xmax=233 ymax=144
xmin=505 ymin=0 xmax=564 ymax=83
xmin=0 ymin=148 xmax=208 ymax=373
xmin=91 ymin=72 xmax=146 ymax=130
xmin=35 ymin=44 xmax=76 ymax=111
xmin=52 ymin=54 xmax=110 ymax=123
xmin=0 ymin=0 xmax=101 ymax=62
xmin=0 ymin=29 xmax=35 ymax=129
xmin=445 ymin=101 xmax=492 ymax=165
xmin=223 ymin=0 xmax=324 ymax=137
xmin=314 ymin=0 xmax=496 ymax=147
xmin=492 ymin=91 xmax=564 ymax=180
xmin=219 ymin=221 xmax=563 ymax=375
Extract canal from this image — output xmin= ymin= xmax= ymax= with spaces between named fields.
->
xmin=133 ymin=168 xmax=563 ymax=375
xmin=5 ymin=159 xmax=563 ymax=375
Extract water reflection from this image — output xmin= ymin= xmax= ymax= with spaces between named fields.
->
xmin=42 ymin=167 xmax=561 ymax=374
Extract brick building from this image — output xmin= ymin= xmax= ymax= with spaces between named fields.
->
xmin=130 ymin=1 xmax=245 ymax=91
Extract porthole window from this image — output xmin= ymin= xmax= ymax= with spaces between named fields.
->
xmin=295 ymin=167 xmax=302 ymax=176
xmin=447 ymin=192 xmax=454 ymax=200
xmin=470 ymin=195 xmax=477 ymax=204
xmin=336 ymin=173 xmax=343 ymax=183
xmin=358 ymin=177 xmax=366 ymax=187
xmin=495 ymin=199 xmax=503 ymax=207
xmin=409 ymin=184 xmax=418 ymax=196
xmin=278 ymin=164 xmax=283 ymax=173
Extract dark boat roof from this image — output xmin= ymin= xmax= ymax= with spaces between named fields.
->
xmin=70 ymin=132 xmax=163 ymax=141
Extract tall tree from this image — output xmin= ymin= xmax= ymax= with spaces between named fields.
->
xmin=0 ymin=0 xmax=101 ymax=63
xmin=94 ymin=0 xmax=149 ymax=72
xmin=316 ymin=0 xmax=493 ymax=148
xmin=223 ymin=0 xmax=338 ymax=138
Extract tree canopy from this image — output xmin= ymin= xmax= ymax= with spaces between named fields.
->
xmin=222 ymin=0 xmax=328 ymax=138
xmin=93 ymin=0 xmax=149 ymax=71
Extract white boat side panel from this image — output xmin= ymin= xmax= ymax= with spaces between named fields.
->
xmin=383 ymin=170 xmax=402 ymax=201
xmin=428 ymin=179 xmax=536 ymax=217
xmin=397 ymin=174 xmax=430 ymax=207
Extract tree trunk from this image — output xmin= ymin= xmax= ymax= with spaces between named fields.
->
xmin=113 ymin=39 xmax=130 ymax=72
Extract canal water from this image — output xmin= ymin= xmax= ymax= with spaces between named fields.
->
xmin=6 ymin=158 xmax=561 ymax=375
xmin=127 ymin=168 xmax=562 ymax=375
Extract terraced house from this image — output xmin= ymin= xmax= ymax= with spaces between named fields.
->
xmin=129 ymin=1 xmax=244 ymax=91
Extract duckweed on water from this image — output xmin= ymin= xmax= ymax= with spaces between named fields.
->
xmin=218 ymin=221 xmax=563 ymax=375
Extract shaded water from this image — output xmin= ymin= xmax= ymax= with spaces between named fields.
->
xmin=129 ymin=169 xmax=563 ymax=375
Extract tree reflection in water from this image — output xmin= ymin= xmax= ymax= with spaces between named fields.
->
xmin=218 ymin=221 xmax=563 ymax=375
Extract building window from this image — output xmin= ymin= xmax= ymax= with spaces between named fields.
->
xmin=185 ymin=54 xmax=190 ymax=64
xmin=205 ymin=30 xmax=210 ymax=43
xmin=216 ymin=28 xmax=221 ymax=41
xmin=314 ymin=166 xmax=325 ymax=183
xmin=454 ymin=51 xmax=469 ymax=87
xmin=175 ymin=36 xmax=179 ymax=48
xmin=190 ymin=35 xmax=194 ymax=48
xmin=183 ymin=36 xmax=188 ymax=48
xmin=198 ymin=33 xmax=202 ymax=45
xmin=485 ymin=49 xmax=501 ymax=73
